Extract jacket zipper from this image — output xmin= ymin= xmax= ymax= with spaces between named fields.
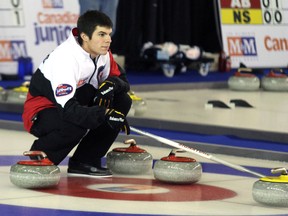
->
xmin=88 ymin=55 xmax=100 ymax=84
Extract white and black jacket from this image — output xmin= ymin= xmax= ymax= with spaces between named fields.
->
xmin=22 ymin=28 xmax=130 ymax=132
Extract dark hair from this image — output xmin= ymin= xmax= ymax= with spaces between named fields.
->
xmin=77 ymin=10 xmax=113 ymax=45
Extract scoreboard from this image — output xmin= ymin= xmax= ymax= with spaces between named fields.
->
xmin=218 ymin=0 xmax=288 ymax=68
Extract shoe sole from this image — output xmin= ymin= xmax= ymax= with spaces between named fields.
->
xmin=67 ymin=172 xmax=112 ymax=178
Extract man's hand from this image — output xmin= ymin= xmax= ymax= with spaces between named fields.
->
xmin=105 ymin=109 xmax=130 ymax=135
xmin=94 ymin=80 xmax=115 ymax=108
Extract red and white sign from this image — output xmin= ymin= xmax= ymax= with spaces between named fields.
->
xmin=218 ymin=0 xmax=288 ymax=68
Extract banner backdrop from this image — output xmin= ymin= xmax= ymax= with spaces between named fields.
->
xmin=218 ymin=0 xmax=288 ymax=68
xmin=0 ymin=0 xmax=79 ymax=76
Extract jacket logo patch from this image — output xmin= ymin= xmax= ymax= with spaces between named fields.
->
xmin=55 ymin=84 xmax=73 ymax=97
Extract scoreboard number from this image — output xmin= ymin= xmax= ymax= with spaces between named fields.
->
xmin=0 ymin=0 xmax=24 ymax=27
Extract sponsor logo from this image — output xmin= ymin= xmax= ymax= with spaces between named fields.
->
xmin=42 ymin=0 xmax=64 ymax=8
xmin=109 ymin=116 xmax=124 ymax=122
xmin=55 ymin=84 xmax=73 ymax=97
xmin=37 ymin=12 xmax=78 ymax=24
xmin=227 ymin=36 xmax=257 ymax=56
xmin=101 ymin=87 xmax=114 ymax=95
xmin=34 ymin=23 xmax=72 ymax=46
xmin=0 ymin=40 xmax=28 ymax=62
xmin=34 ymin=11 xmax=78 ymax=46
xmin=264 ymin=36 xmax=288 ymax=51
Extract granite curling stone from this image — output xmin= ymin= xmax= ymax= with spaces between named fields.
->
xmin=128 ymin=91 xmax=147 ymax=116
xmin=228 ymin=70 xmax=260 ymax=91
xmin=0 ymin=86 xmax=6 ymax=102
xmin=252 ymin=167 xmax=288 ymax=207
xmin=153 ymin=149 xmax=202 ymax=184
xmin=6 ymin=81 xmax=29 ymax=104
xmin=261 ymin=70 xmax=288 ymax=91
xmin=106 ymin=139 xmax=153 ymax=175
xmin=10 ymin=151 xmax=61 ymax=189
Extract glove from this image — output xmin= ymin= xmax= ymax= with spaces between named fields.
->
xmin=94 ymin=80 xmax=115 ymax=108
xmin=105 ymin=109 xmax=130 ymax=135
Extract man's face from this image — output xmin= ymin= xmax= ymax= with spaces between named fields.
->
xmin=82 ymin=26 xmax=112 ymax=58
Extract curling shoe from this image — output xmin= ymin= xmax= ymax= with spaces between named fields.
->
xmin=67 ymin=158 xmax=112 ymax=178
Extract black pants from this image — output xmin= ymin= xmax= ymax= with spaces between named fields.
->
xmin=30 ymin=90 xmax=131 ymax=166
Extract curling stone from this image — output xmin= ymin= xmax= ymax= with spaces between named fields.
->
xmin=252 ymin=167 xmax=288 ymax=207
xmin=10 ymin=151 xmax=61 ymax=189
xmin=0 ymin=86 xmax=6 ymax=102
xmin=228 ymin=70 xmax=260 ymax=91
xmin=6 ymin=81 xmax=29 ymax=104
xmin=153 ymin=149 xmax=202 ymax=184
xmin=128 ymin=91 xmax=147 ymax=116
xmin=261 ymin=70 xmax=288 ymax=91
xmin=106 ymin=139 xmax=153 ymax=175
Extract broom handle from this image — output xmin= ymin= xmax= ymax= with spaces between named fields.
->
xmin=130 ymin=126 xmax=265 ymax=178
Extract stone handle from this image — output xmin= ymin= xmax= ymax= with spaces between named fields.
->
xmin=23 ymin=151 xmax=48 ymax=159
